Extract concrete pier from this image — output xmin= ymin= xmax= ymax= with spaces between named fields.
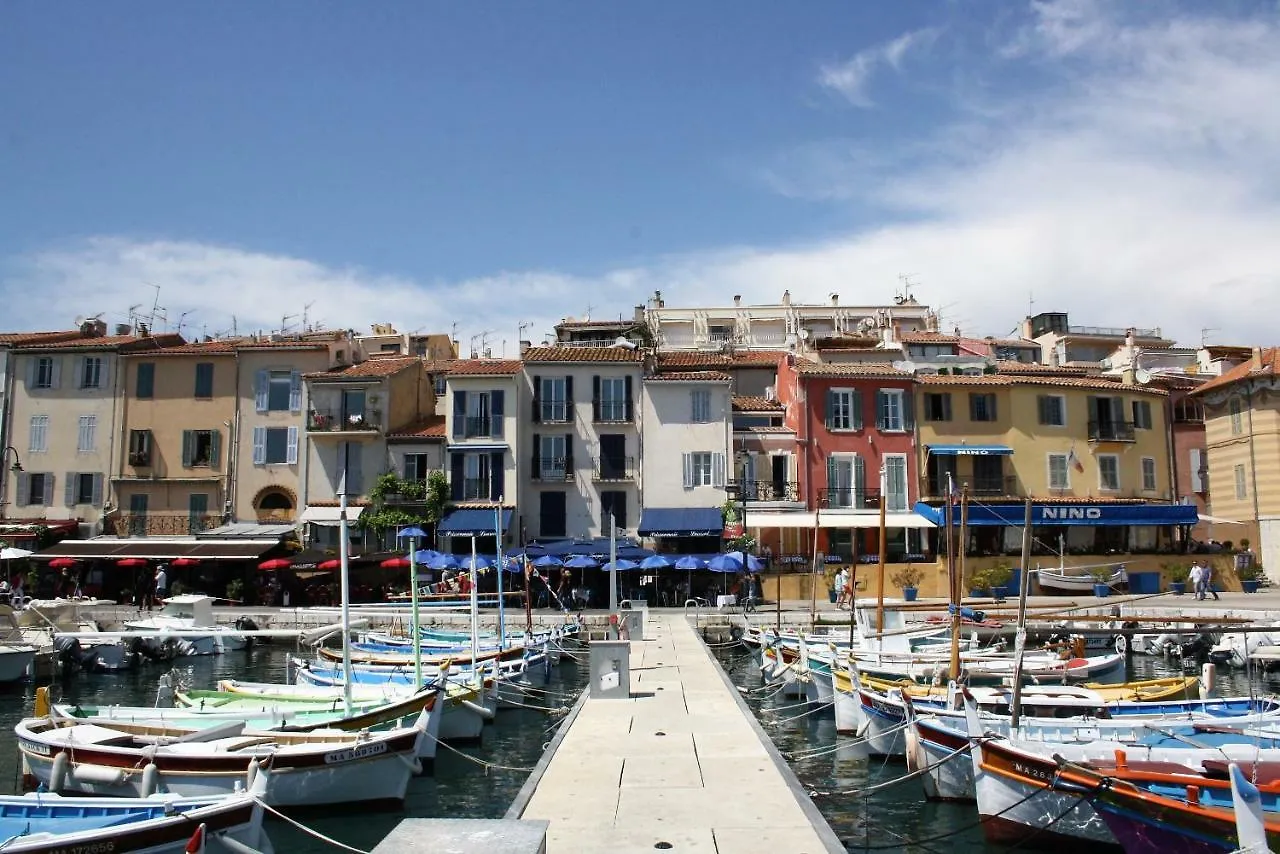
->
xmin=510 ymin=611 xmax=844 ymax=853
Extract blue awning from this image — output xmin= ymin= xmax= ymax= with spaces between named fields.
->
xmin=637 ymin=507 xmax=724 ymax=538
xmin=912 ymin=501 xmax=1199 ymax=527
xmin=438 ymin=508 xmax=514 ymax=535
xmin=925 ymin=444 xmax=1013 ymax=456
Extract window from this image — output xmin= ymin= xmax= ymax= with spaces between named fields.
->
xmin=128 ymin=493 xmax=148 ymax=536
xmin=969 ymin=393 xmax=997 ymax=422
xmin=1189 ymin=448 xmax=1206 ymax=493
xmin=403 ymin=453 xmax=431 ymax=482
xmin=877 ymin=389 xmax=905 ymax=431
xmin=34 ymin=357 xmax=55 ymax=389
xmin=25 ymin=473 xmax=51 ymax=506
xmin=1235 ymin=464 xmax=1248 ymax=500
xmin=539 ymin=435 xmax=568 ymax=480
xmin=540 ymin=377 xmax=568 ymax=423
xmin=1173 ymin=398 xmax=1204 ymax=424
xmin=77 ymin=415 xmax=96 ymax=452
xmin=253 ymin=426 xmax=298 ymax=465
xmin=1098 ymin=454 xmax=1120 ymax=491
xmin=183 ymin=429 xmax=219 ymax=468
xmin=884 ymin=454 xmax=908 ymax=511
xmin=1037 ymin=395 xmax=1066 ymax=427
xmin=1048 ymin=454 xmax=1070 ymax=490
xmin=80 ymin=357 xmax=103 ymax=389
xmin=267 ymin=371 xmax=293 ymax=411
xmin=1230 ymin=397 xmax=1243 ymax=434
xmin=682 ymin=452 xmax=725 ymax=488
xmin=600 ymin=491 xmax=627 ymax=530
xmin=73 ymin=473 xmax=97 ymax=505
xmin=825 ymin=389 xmax=860 ymax=431
xmin=129 ymin=429 xmax=153 ymax=466
xmin=28 ymin=415 xmax=48 ymax=453
xmin=691 ymin=389 xmax=711 ymax=423
xmin=922 ymin=393 xmax=951 ymax=422
xmin=433 ymin=374 xmax=446 ymax=397
xmin=452 ymin=389 xmax=506 ymax=439
xmin=463 ymin=452 xmax=491 ymax=500
xmin=189 ymin=494 xmax=210 ymax=534
xmin=825 ymin=453 xmax=859 ymax=508
xmin=597 ymin=376 xmax=628 ymax=422
xmin=194 ymin=363 xmax=214 ymax=398
xmin=136 ymin=362 xmax=155 ymax=399
xmin=1132 ymin=400 xmax=1153 ymax=430
xmin=1141 ymin=457 xmax=1157 ymax=492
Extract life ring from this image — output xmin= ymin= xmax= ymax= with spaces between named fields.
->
xmin=1114 ymin=634 xmax=1128 ymax=656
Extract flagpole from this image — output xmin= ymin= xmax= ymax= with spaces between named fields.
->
xmin=495 ymin=502 xmax=506 ymax=650
xmin=337 ymin=474 xmax=353 ymax=717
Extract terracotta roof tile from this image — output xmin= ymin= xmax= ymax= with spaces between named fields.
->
xmin=447 ymin=359 xmax=523 ymax=376
xmin=795 ymin=362 xmax=908 ymax=378
xmin=234 ymin=340 xmax=331 ymax=351
xmin=1192 ymin=348 xmax=1280 ymax=395
xmin=0 ymin=331 xmax=84 ymax=346
xmin=916 ymin=374 xmax=1013 ymax=386
xmin=522 ymin=346 xmax=644 ymax=363
xmin=554 ymin=318 xmax=637 ymax=328
xmin=735 ymin=425 xmax=795 ymax=434
xmin=131 ymin=340 xmax=240 ymax=357
xmin=655 ymin=350 xmax=787 ymax=369
xmin=993 ymin=360 xmax=1089 ymax=375
xmin=1011 ymin=376 xmax=1167 ymax=395
xmin=732 ymin=395 xmax=784 ymax=412
xmin=387 ymin=415 xmax=446 ymax=440
xmin=647 ymin=371 xmax=731 ymax=382
xmin=305 ymin=357 xmax=419 ymax=380
xmin=422 ymin=359 xmax=457 ymax=373
xmin=898 ymin=332 xmax=960 ymax=344
xmin=16 ymin=333 xmax=185 ymax=352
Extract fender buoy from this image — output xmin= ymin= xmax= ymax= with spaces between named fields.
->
xmin=140 ymin=763 xmax=159 ymax=797
xmin=49 ymin=752 xmax=69 ymax=792
xmin=1114 ymin=634 xmax=1129 ymax=656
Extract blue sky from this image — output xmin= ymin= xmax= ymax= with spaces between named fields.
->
xmin=3 ymin=1 xmax=1279 ymax=348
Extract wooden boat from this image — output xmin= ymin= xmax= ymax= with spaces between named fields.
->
xmin=864 ymin=671 xmax=1204 ymax=704
xmin=17 ymin=707 xmax=427 ymax=807
xmin=1036 ymin=566 xmax=1126 ymax=594
xmin=0 ymin=781 xmax=273 ymax=853
xmin=317 ymin=641 xmax=523 ymax=668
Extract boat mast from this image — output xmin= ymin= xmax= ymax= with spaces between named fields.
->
xmin=404 ymin=526 xmax=423 ymax=691
xmin=1009 ymin=497 xmax=1034 ymax=730
xmin=338 ymin=474 xmax=353 ymax=716
xmin=875 ymin=463 xmax=888 ymax=646
xmin=495 ymin=503 xmax=506 ymax=650
xmin=947 ymin=472 xmax=961 ymax=680
xmin=608 ymin=511 xmax=617 ymax=613
xmin=469 ymin=535 xmax=480 ymax=681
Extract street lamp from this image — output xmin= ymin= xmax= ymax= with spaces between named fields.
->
xmin=2 ymin=447 xmax=22 ymax=473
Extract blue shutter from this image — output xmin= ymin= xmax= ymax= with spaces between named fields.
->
xmin=903 ymin=390 xmax=915 ymax=429
xmin=531 ymin=375 xmax=542 ymax=422
xmin=489 ymin=451 xmax=504 ymax=502
xmin=99 ymin=356 xmax=111 ymax=390
xmin=286 ymin=426 xmax=299 ymax=465
xmin=532 ymin=433 xmax=542 ymax=473
xmin=876 ymin=391 xmax=888 ymax=430
xmin=289 ymin=371 xmax=303 ymax=412
xmin=490 ymin=390 xmax=505 ymax=439
xmin=452 ymin=391 xmax=466 ymax=439
xmin=624 ymin=375 xmax=634 ymax=422
xmin=450 ymin=453 xmax=464 ymax=501
xmin=24 ymin=359 xmax=34 ymax=391
xmin=49 ymin=359 xmax=61 ymax=390
xmin=73 ymin=357 xmax=85 ymax=389
xmin=682 ymin=453 xmax=693 ymax=489
xmin=853 ymin=455 xmax=866 ymax=507
xmin=252 ymin=427 xmax=266 ymax=465
xmin=591 ymin=376 xmax=601 ymax=421
xmin=209 ymin=430 xmax=222 ymax=468
xmin=42 ymin=474 xmax=54 ymax=506
xmin=346 ymin=443 xmax=363 ymax=496
xmin=824 ymin=389 xmax=835 ymax=429
xmin=14 ymin=473 xmax=28 ymax=507
xmin=565 ymin=376 xmax=574 ymax=409
xmin=181 ymin=431 xmax=195 ymax=468
xmin=254 ymin=370 xmax=269 ymax=412
xmin=852 ymin=391 xmax=864 ymax=430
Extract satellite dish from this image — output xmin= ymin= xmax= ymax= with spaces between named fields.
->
xmin=73 ymin=316 xmax=86 ymax=326
xmin=1135 ymin=368 xmax=1152 ymax=384
xmin=799 ymin=329 xmax=811 ymax=340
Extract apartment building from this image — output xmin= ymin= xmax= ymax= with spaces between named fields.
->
xmin=520 ymin=345 xmax=644 ymax=541
xmin=4 ymin=323 xmax=183 ymax=534
xmin=1192 ymin=348 xmax=1280 ymax=577
xmin=1023 ymin=311 xmax=1174 ymax=368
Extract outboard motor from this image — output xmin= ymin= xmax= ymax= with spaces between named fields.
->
xmin=234 ymin=616 xmax=261 ymax=648
xmin=1179 ymin=633 xmax=1215 ymax=663
xmin=53 ymin=636 xmax=82 ymax=673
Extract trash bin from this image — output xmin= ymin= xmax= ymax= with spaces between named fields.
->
xmin=618 ymin=608 xmax=644 ymax=641
xmin=1127 ymin=572 xmax=1159 ymax=595
xmin=589 ymin=640 xmax=631 ymax=699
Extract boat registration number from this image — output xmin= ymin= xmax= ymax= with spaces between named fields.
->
xmin=324 ymin=742 xmax=388 ymax=764
xmin=44 ymin=843 xmax=116 ymax=854
xmin=19 ymin=739 xmax=50 ymax=756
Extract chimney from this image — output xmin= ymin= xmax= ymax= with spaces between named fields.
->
xmin=519 ymin=339 xmax=531 ymax=356
xmin=733 ymin=295 xmax=741 ymax=307
xmin=114 ymin=323 xmax=132 ymax=336
xmin=830 ymin=293 xmax=839 ymax=306
xmin=1021 ymin=317 xmax=1035 ymax=340
xmin=1253 ymin=346 xmax=1264 ymax=370
xmin=782 ymin=289 xmax=791 ymax=306
xmin=1125 ymin=328 xmax=1136 ymax=349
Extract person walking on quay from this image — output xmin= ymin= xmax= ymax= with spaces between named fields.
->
xmin=1188 ymin=561 xmax=1206 ymax=600
xmin=151 ymin=563 xmax=168 ymax=610
xmin=835 ymin=566 xmax=850 ymax=609
xmin=1201 ymin=561 xmax=1221 ymax=601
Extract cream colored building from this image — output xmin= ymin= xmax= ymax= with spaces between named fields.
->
xmin=1193 ymin=348 xmax=1280 ymax=577
xmin=4 ymin=325 xmax=184 ymax=534
xmin=115 ymin=340 xmax=239 ymax=536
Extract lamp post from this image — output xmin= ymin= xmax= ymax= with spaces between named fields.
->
xmin=0 ymin=447 xmax=23 ymax=519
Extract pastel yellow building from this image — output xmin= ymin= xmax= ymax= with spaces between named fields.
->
xmin=1193 ymin=348 xmax=1280 ymax=577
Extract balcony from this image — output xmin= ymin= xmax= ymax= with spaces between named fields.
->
xmin=533 ymin=456 xmax=575 ymax=482
xmin=460 ymin=478 xmax=491 ymax=501
xmin=308 ymin=408 xmax=382 ymax=433
xmin=535 ymin=401 xmax=571 ymax=423
xmin=461 ymin=416 xmax=494 ymax=439
xmin=818 ymin=489 xmax=883 ymax=511
xmin=128 ymin=451 xmax=152 ymax=467
xmin=1088 ymin=420 xmax=1136 ymax=442
xmin=1069 ymin=325 xmax=1162 ymax=338
xmin=592 ymin=401 xmax=631 ymax=424
xmin=739 ymin=480 xmax=800 ymax=502
xmin=593 ymin=456 xmax=636 ymax=481
xmin=970 ymin=476 xmax=1021 ymax=498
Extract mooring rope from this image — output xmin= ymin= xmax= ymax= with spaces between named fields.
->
xmin=253 ymin=798 xmax=371 ymax=854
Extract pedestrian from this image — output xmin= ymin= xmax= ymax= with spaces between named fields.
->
xmin=1188 ymin=562 xmax=1205 ymax=600
xmin=835 ymin=566 xmax=849 ymax=609
xmin=152 ymin=564 xmax=168 ymax=609
xmin=1202 ymin=562 xmax=1220 ymax=601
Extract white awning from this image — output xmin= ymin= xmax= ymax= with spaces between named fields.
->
xmin=1198 ymin=513 xmax=1246 ymax=525
xmin=300 ymin=505 xmax=366 ymax=527
xmin=817 ymin=512 xmax=936 ymax=529
xmin=744 ymin=511 xmax=818 ymax=529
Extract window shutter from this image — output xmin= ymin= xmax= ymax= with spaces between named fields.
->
xmin=824 ymin=389 xmax=835 ymax=429
xmin=712 ymin=452 xmax=726 ymax=488
xmin=1037 ymin=396 xmax=1048 ymax=425
xmin=1111 ymin=397 xmax=1123 ymax=424
xmin=903 ymin=391 xmax=914 ymax=429
xmin=1189 ymin=448 xmax=1204 ymax=493
xmin=854 ymin=455 xmax=866 ymax=505
xmin=826 ymin=455 xmax=838 ymax=495
xmin=1087 ymin=396 xmax=1100 ymax=428
xmin=14 ymin=473 xmax=28 ymax=507
xmin=531 ymin=376 xmax=542 ymax=422
xmin=252 ymin=427 xmax=267 ymax=465
xmin=346 ymin=443 xmax=363 ymax=495
xmin=690 ymin=390 xmax=698 ymax=422
xmin=254 ymin=370 xmax=269 ymax=412
xmin=489 ymin=451 xmax=504 ymax=501
xmin=490 ymin=390 xmax=504 ymax=439
xmin=988 ymin=394 xmax=996 ymax=421
xmin=1132 ymin=401 xmax=1141 ymax=428
xmin=209 ymin=430 xmax=222 ymax=468
xmin=682 ymin=453 xmax=693 ymax=489
xmin=286 ymin=427 xmax=299 ymax=464
xmin=42 ymin=474 xmax=54 ymax=506
xmin=452 ymin=391 xmax=466 ymax=439
xmin=49 ymin=359 xmax=61 ymax=390
xmin=624 ymin=375 xmax=634 ymax=421
xmin=24 ymin=359 xmax=34 ymax=390
xmin=91 ymin=474 xmax=104 ymax=506
xmin=289 ymin=371 xmax=303 ymax=412
xmin=969 ymin=394 xmax=979 ymax=421
xmin=875 ymin=391 xmax=888 ymax=430
xmin=532 ymin=433 xmax=542 ymax=472
xmin=182 ymin=430 xmax=195 ymax=468
xmin=99 ymin=356 xmax=111 ymax=390
xmin=565 ymin=376 xmax=574 ymax=408
xmin=450 ymin=453 xmax=464 ymax=500
xmin=852 ymin=391 xmax=864 ymax=430
xmin=565 ymin=434 xmax=573 ymax=474
xmin=136 ymin=363 xmax=154 ymax=399
xmin=592 ymin=376 xmax=601 ymax=421
xmin=64 ymin=473 xmax=77 ymax=506
xmin=73 ymin=357 xmax=86 ymax=389
xmin=941 ymin=393 xmax=951 ymax=422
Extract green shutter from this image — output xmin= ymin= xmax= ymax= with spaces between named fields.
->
xmin=181 ymin=431 xmax=194 ymax=468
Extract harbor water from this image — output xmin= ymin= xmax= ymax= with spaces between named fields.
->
xmin=713 ymin=642 xmax=1273 ymax=853
xmin=0 ymin=643 xmax=587 ymax=853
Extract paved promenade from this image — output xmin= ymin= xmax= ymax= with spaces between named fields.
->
xmin=515 ymin=611 xmax=844 ymax=854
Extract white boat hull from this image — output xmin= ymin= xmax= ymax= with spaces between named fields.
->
xmin=0 ymin=646 xmax=35 ymax=681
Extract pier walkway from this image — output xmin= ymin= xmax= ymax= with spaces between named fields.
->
xmin=513 ymin=611 xmax=843 ymax=853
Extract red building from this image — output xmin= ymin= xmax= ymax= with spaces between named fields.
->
xmin=776 ymin=355 xmax=925 ymax=563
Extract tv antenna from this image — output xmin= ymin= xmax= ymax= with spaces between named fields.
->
xmin=301 ymin=301 xmax=316 ymax=331
xmin=280 ymin=313 xmax=300 ymax=334
xmin=147 ymin=284 xmax=166 ymax=330
xmin=895 ymin=274 xmax=918 ymax=304
xmin=1200 ymin=327 xmax=1217 ymax=347
xmin=518 ymin=321 xmax=531 ymax=343
xmin=176 ymin=310 xmax=196 ymax=336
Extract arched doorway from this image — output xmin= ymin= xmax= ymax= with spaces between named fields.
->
xmin=253 ymin=487 xmax=297 ymax=523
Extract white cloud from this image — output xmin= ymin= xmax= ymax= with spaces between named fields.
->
xmin=4 ymin=3 xmax=1280 ymax=350
xmin=817 ymin=28 xmax=940 ymax=107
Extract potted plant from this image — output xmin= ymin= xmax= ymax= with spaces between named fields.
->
xmin=970 ymin=564 xmax=1012 ymax=601
xmin=891 ymin=565 xmax=924 ymax=602
xmin=1164 ymin=562 xmax=1190 ymax=595
xmin=1238 ymin=562 xmax=1264 ymax=594
xmin=1090 ymin=566 xmax=1113 ymax=598
xmin=823 ymin=565 xmax=838 ymax=603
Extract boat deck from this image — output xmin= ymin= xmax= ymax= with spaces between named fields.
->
xmin=514 ymin=611 xmax=842 ymax=853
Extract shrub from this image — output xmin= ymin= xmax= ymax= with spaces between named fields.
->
xmin=1163 ymin=562 xmax=1190 ymax=584
xmin=971 ymin=563 xmax=1012 ymax=592
xmin=891 ymin=565 xmax=923 ymax=589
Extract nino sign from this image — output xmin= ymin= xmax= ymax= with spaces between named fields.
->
xmin=1038 ymin=506 xmax=1103 ymax=522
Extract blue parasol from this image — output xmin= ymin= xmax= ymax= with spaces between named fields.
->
xmin=640 ymin=554 xmax=674 ymax=570
xmin=426 ymin=553 xmax=460 ymax=571
xmin=707 ymin=554 xmax=744 ymax=573
xmin=564 ymin=555 xmax=599 ymax=569
xmin=724 ymin=550 xmax=766 ymax=572
xmin=601 ymin=558 xmax=640 ymax=571
xmin=461 ymin=554 xmax=493 ymax=572
xmin=532 ymin=554 xmax=565 ymax=568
